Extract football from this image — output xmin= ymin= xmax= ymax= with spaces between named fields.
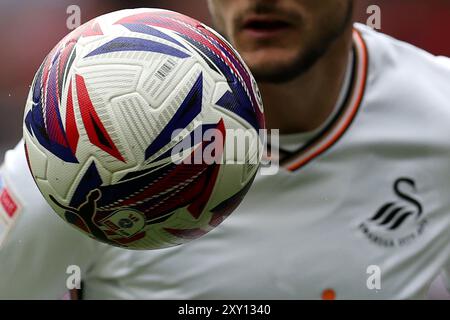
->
xmin=22 ymin=8 xmax=265 ymax=250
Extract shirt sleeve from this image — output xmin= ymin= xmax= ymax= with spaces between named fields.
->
xmin=0 ymin=141 xmax=98 ymax=299
xmin=443 ymin=264 xmax=450 ymax=293
xmin=82 ymin=246 xmax=148 ymax=299
xmin=1 ymin=141 xmax=157 ymax=300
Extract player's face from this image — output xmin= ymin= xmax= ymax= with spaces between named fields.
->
xmin=207 ymin=0 xmax=354 ymax=83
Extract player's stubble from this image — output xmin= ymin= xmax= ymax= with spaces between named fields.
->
xmin=208 ymin=0 xmax=354 ymax=84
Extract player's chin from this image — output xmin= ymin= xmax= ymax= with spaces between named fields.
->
xmin=250 ymin=66 xmax=297 ymax=84
xmin=234 ymin=31 xmax=297 ymax=52
xmin=242 ymin=48 xmax=302 ymax=76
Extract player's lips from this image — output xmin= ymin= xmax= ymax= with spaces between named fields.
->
xmin=240 ymin=15 xmax=295 ymax=40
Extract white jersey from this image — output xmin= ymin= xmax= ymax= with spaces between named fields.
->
xmin=2 ymin=23 xmax=450 ymax=299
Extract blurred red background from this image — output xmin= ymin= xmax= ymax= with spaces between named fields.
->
xmin=1 ymin=0 xmax=450 ymax=155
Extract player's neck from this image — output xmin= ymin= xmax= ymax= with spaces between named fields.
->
xmin=259 ymin=28 xmax=353 ymax=135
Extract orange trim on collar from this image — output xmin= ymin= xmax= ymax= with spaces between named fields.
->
xmin=283 ymin=29 xmax=369 ymax=172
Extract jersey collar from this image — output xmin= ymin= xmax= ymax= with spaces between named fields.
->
xmin=277 ymin=28 xmax=369 ymax=172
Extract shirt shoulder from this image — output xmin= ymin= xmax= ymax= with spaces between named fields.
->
xmin=353 ymin=24 xmax=450 ymax=146
xmin=356 ymin=22 xmax=450 ymax=78
xmin=355 ymin=23 xmax=450 ymax=99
